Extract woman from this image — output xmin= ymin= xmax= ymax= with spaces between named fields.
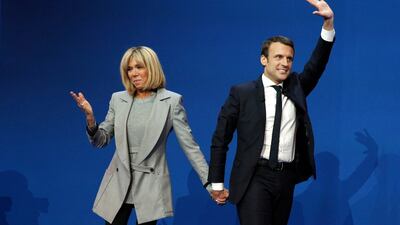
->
xmin=70 ymin=46 xmax=223 ymax=225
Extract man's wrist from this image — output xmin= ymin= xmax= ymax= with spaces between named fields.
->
xmin=321 ymin=27 xmax=335 ymax=42
xmin=211 ymin=183 xmax=224 ymax=191
xmin=322 ymin=17 xmax=334 ymax=32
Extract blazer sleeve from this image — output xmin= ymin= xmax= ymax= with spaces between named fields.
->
xmin=298 ymin=36 xmax=334 ymax=96
xmin=208 ymin=86 xmax=240 ymax=183
xmin=172 ymin=95 xmax=209 ymax=186
xmin=87 ymin=93 xmax=115 ymax=148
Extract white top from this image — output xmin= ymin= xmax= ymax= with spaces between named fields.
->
xmin=260 ymin=75 xmax=296 ymax=162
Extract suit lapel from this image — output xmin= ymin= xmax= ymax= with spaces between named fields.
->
xmin=255 ymin=76 xmax=266 ymax=129
xmin=117 ymin=92 xmax=134 ymax=171
xmin=136 ymin=88 xmax=171 ymax=165
xmin=283 ymin=75 xmax=307 ymax=112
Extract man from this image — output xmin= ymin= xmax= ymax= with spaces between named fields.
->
xmin=208 ymin=0 xmax=335 ymax=225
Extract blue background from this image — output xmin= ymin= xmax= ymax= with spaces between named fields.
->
xmin=1 ymin=0 xmax=399 ymax=224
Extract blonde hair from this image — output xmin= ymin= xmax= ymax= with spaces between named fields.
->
xmin=120 ymin=46 xmax=166 ymax=95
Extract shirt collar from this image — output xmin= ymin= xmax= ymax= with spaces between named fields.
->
xmin=261 ymin=74 xmax=283 ymax=88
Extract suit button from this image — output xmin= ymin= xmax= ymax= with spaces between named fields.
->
xmin=150 ymin=168 xmax=154 ymax=173
xmin=116 ymin=168 xmax=119 ymax=172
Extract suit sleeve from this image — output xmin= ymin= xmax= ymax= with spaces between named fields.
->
xmin=299 ymin=36 xmax=334 ymax=96
xmin=87 ymin=94 xmax=115 ymax=148
xmin=172 ymin=95 xmax=209 ymax=186
xmin=208 ymin=86 xmax=240 ymax=183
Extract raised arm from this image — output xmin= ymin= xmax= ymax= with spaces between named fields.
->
xmin=70 ymin=91 xmax=115 ymax=148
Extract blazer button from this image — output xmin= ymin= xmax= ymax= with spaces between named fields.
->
xmin=116 ymin=168 xmax=119 ymax=172
xmin=150 ymin=168 xmax=154 ymax=173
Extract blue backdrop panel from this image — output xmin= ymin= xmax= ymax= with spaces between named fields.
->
xmin=1 ymin=0 xmax=399 ymax=224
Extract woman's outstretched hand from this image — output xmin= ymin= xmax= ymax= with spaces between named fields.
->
xmin=70 ymin=91 xmax=96 ymax=129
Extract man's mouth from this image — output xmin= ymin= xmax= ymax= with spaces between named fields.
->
xmin=278 ymin=69 xmax=288 ymax=73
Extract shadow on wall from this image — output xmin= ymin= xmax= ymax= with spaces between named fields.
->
xmin=352 ymin=153 xmax=400 ymax=225
xmin=171 ymin=169 xmax=240 ymax=225
xmin=0 ymin=197 xmax=11 ymax=225
xmin=0 ymin=170 xmax=49 ymax=225
xmin=288 ymin=129 xmax=378 ymax=225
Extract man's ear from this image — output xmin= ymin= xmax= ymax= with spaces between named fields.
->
xmin=260 ymin=55 xmax=267 ymax=66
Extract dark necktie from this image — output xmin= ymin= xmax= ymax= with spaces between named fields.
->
xmin=269 ymin=85 xmax=282 ymax=168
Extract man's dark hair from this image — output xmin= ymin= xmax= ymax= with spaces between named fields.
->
xmin=261 ymin=36 xmax=295 ymax=58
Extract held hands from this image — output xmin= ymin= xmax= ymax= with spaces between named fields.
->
xmin=211 ymin=189 xmax=229 ymax=205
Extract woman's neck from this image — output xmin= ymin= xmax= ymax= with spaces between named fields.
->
xmin=135 ymin=90 xmax=153 ymax=99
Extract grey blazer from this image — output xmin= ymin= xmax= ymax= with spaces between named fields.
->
xmin=88 ymin=88 xmax=209 ymax=224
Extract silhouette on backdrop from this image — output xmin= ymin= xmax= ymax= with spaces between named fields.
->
xmin=0 ymin=170 xmax=49 ymax=225
xmin=352 ymin=153 xmax=400 ymax=225
xmin=0 ymin=197 xmax=12 ymax=225
xmin=289 ymin=129 xmax=378 ymax=225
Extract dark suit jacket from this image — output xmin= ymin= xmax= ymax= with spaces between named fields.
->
xmin=208 ymin=37 xmax=334 ymax=204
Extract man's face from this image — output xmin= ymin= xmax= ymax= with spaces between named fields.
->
xmin=261 ymin=42 xmax=294 ymax=84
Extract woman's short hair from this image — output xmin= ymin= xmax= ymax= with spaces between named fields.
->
xmin=120 ymin=46 xmax=166 ymax=95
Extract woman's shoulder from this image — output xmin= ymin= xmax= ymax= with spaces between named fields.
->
xmin=107 ymin=91 xmax=131 ymax=103
xmin=157 ymin=88 xmax=182 ymax=99
xmin=111 ymin=90 xmax=130 ymax=98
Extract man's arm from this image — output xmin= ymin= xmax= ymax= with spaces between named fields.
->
xmin=208 ymin=86 xmax=240 ymax=204
xmin=298 ymin=0 xmax=335 ymax=95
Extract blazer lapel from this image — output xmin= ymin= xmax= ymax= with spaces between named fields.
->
xmin=283 ymin=75 xmax=307 ymax=112
xmin=116 ymin=92 xmax=134 ymax=171
xmin=255 ymin=76 xmax=266 ymax=126
xmin=136 ymin=88 xmax=171 ymax=165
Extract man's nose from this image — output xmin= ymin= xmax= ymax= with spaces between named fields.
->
xmin=281 ymin=58 xmax=289 ymax=66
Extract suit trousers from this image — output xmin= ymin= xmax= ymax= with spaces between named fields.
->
xmin=105 ymin=204 xmax=157 ymax=225
xmin=237 ymin=159 xmax=296 ymax=225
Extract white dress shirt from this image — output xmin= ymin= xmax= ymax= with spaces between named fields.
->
xmin=260 ymin=75 xmax=296 ymax=162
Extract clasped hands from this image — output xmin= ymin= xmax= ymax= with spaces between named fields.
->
xmin=210 ymin=189 xmax=229 ymax=205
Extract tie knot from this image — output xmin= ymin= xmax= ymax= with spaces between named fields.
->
xmin=272 ymin=85 xmax=282 ymax=93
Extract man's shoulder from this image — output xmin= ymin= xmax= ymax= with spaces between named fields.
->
xmin=231 ymin=79 xmax=259 ymax=92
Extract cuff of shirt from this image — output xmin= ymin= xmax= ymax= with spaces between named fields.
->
xmin=211 ymin=183 xmax=224 ymax=191
xmin=86 ymin=123 xmax=98 ymax=136
xmin=321 ymin=27 xmax=335 ymax=42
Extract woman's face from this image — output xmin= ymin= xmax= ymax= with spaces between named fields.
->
xmin=127 ymin=59 xmax=148 ymax=91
